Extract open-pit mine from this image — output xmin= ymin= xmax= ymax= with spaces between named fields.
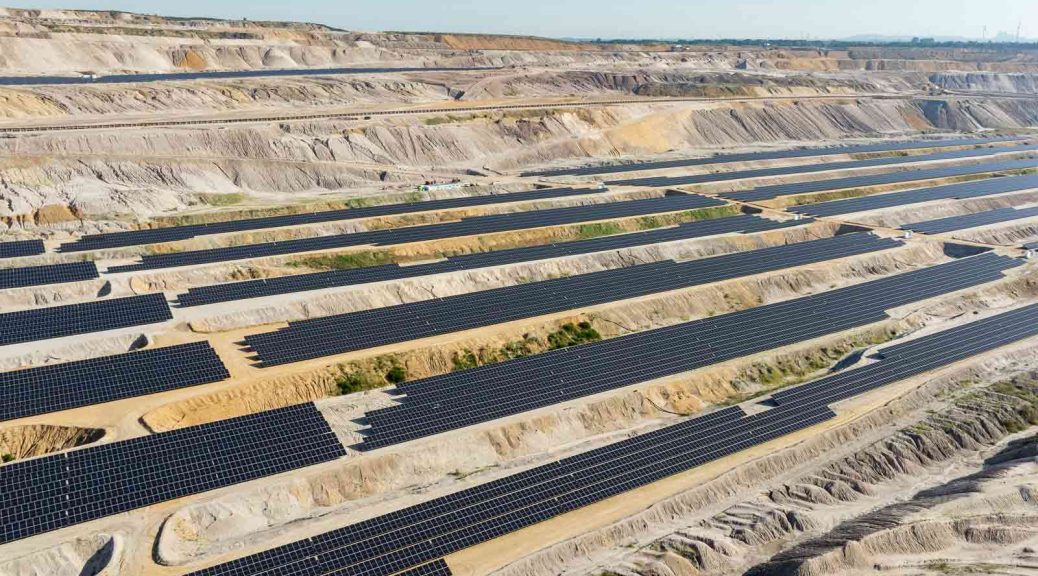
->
xmin=1 ymin=7 xmax=1037 ymax=576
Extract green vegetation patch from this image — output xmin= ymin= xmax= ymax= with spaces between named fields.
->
xmin=288 ymin=250 xmax=399 ymax=270
xmin=575 ymin=222 xmax=625 ymax=240
xmin=449 ymin=321 xmax=600 ymax=372
xmin=333 ymin=355 xmax=409 ymax=395
xmin=634 ymin=204 xmax=741 ymax=229
xmin=451 ymin=335 xmax=539 ymax=371
xmin=547 ymin=321 xmax=602 ymax=350
xmin=193 ymin=192 xmax=246 ymax=207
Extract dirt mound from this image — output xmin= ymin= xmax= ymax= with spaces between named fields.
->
xmin=0 ymin=533 xmax=121 ymax=576
xmin=0 ymin=424 xmax=105 ymax=461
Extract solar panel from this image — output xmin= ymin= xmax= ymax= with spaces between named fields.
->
xmin=607 ymin=144 xmax=1038 ymax=190
xmin=355 ymin=252 xmax=1018 ymax=450
xmin=523 ymin=136 xmax=1026 ymax=177
xmin=59 ymin=187 xmax=612 ymax=253
xmin=791 ymin=174 xmax=1038 ymax=218
xmin=0 ymin=403 xmax=345 ymax=544
xmin=901 ymin=206 xmax=1038 ymax=234
xmin=0 ymin=261 xmax=99 ymax=290
xmin=176 ymin=215 xmax=807 ymax=307
xmin=771 ymin=303 xmax=1038 ymax=407
xmin=0 ymin=239 xmax=45 ymax=259
xmin=244 ymin=233 xmax=901 ymax=366
xmin=0 ymin=293 xmax=172 ymax=346
xmin=109 ymin=194 xmax=727 ymax=273
xmin=730 ymin=157 xmax=1038 ymax=202
xmin=396 ymin=560 xmax=453 ymax=576
xmin=189 ymin=299 xmax=1038 ymax=576
xmin=0 ymin=342 xmax=229 ymax=422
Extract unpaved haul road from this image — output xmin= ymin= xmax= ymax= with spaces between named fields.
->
xmin=0 ymin=92 xmax=921 ymax=134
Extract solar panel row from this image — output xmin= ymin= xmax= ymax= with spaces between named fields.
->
xmin=605 ymin=144 xmax=1038 ymax=189
xmin=187 ymin=302 xmax=1038 ymax=576
xmin=0 ymin=261 xmax=99 ymax=290
xmin=0 ymin=239 xmax=45 ymax=259
xmin=901 ymin=205 xmax=1038 ymax=234
xmin=176 ymin=214 xmax=805 ymax=307
xmin=0 ymin=293 xmax=172 ymax=347
xmin=771 ymin=303 xmax=1038 ymax=407
xmin=0 ymin=342 xmax=229 ymax=422
xmin=108 ymin=194 xmax=726 ymax=273
xmin=245 ymin=232 xmax=901 ymax=366
xmin=0 ymin=403 xmax=345 ymax=544
xmin=725 ymin=157 xmax=1038 ymax=201
xmin=355 ymin=253 xmax=1018 ymax=450
xmin=395 ymin=560 xmax=453 ymax=576
xmin=522 ymin=136 xmax=1025 ymax=177
xmin=739 ymin=156 xmax=1038 ymax=204
xmin=790 ymin=174 xmax=1038 ymax=218
xmin=59 ymin=187 xmax=610 ymax=253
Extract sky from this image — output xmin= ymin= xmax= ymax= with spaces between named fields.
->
xmin=5 ymin=0 xmax=1036 ymax=40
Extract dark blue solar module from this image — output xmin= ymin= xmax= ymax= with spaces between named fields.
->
xmin=60 ymin=187 xmax=612 ymax=253
xmin=790 ymin=174 xmax=1038 ymax=218
xmin=0 ymin=403 xmax=345 ymax=544
xmin=355 ymin=252 xmax=1018 ymax=450
xmin=0 ymin=342 xmax=229 ymax=422
xmin=177 ymin=214 xmax=807 ymax=307
xmin=0 ymin=261 xmax=99 ymax=290
xmin=727 ymin=157 xmax=1038 ymax=201
xmin=0 ymin=293 xmax=172 ymax=346
xmin=0 ymin=239 xmax=45 ymax=259
xmin=396 ymin=560 xmax=453 ymax=576
xmin=901 ymin=206 xmax=1038 ymax=234
xmin=770 ymin=303 xmax=1038 ymax=407
xmin=187 ymin=300 xmax=1038 ymax=576
xmin=108 ymin=194 xmax=727 ymax=273
xmin=606 ymin=144 xmax=1038 ymax=190
xmin=522 ymin=136 xmax=1027 ymax=177
xmin=245 ymin=232 xmax=901 ymax=366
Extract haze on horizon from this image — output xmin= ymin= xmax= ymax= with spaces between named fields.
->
xmin=3 ymin=0 xmax=1035 ymax=41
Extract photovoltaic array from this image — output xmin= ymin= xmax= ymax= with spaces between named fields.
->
xmin=0 ymin=342 xmax=229 ymax=422
xmin=245 ymin=233 xmax=901 ymax=366
xmin=0 ymin=261 xmax=99 ymax=290
xmin=396 ymin=560 xmax=453 ymax=576
xmin=59 ymin=187 xmax=611 ymax=252
xmin=355 ymin=253 xmax=1017 ymax=450
xmin=0 ymin=239 xmax=45 ymax=259
xmin=108 ymin=194 xmax=725 ymax=272
xmin=901 ymin=206 xmax=1038 ymax=235
xmin=187 ymin=303 xmax=1038 ymax=576
xmin=727 ymin=157 xmax=1038 ymax=202
xmin=790 ymin=174 xmax=1038 ymax=217
xmin=522 ymin=136 xmax=1025 ymax=177
xmin=0 ymin=403 xmax=345 ymax=543
xmin=605 ymin=144 xmax=1038 ymax=189
xmin=8 ymin=128 xmax=1038 ymax=572
xmin=177 ymin=214 xmax=806 ymax=307
xmin=770 ymin=303 xmax=1038 ymax=408
xmin=0 ymin=293 xmax=172 ymax=346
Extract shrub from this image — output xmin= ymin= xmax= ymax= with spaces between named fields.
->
xmin=289 ymin=250 xmax=397 ymax=270
xmin=452 ymin=350 xmax=480 ymax=371
xmin=547 ymin=321 xmax=601 ymax=350
xmin=385 ymin=365 xmax=407 ymax=384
